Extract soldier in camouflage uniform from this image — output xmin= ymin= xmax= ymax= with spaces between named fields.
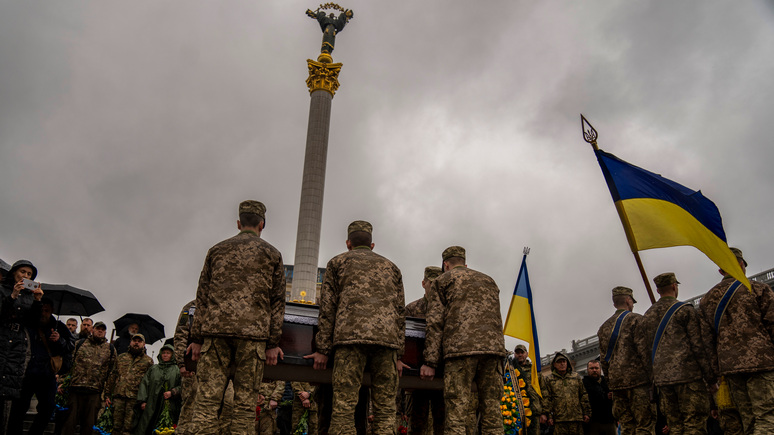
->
xmin=256 ymin=380 xmax=284 ymax=435
xmin=173 ymin=300 xmax=196 ymax=435
xmin=403 ymin=266 xmax=445 ymax=435
xmin=507 ymin=344 xmax=542 ymax=435
xmin=597 ymin=286 xmax=654 ymax=435
xmin=543 ymin=353 xmax=591 ymax=435
xmin=420 ymin=246 xmax=507 ymax=435
xmin=106 ymin=333 xmax=154 ymax=435
xmin=638 ymin=273 xmax=716 ymax=435
xmin=698 ymin=248 xmax=774 ymax=435
xmin=63 ymin=321 xmax=117 ymax=435
xmin=188 ymin=200 xmax=286 ymax=435
xmin=305 ymin=220 xmax=406 ymax=435
xmin=291 ymin=382 xmax=318 ymax=434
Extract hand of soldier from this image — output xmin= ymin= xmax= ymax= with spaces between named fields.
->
xmin=548 ymin=418 xmax=554 ymax=426
xmin=710 ymin=409 xmax=719 ymax=419
xmin=304 ymin=352 xmax=328 ymax=370
xmin=269 ymin=399 xmax=278 ymax=410
xmin=302 ymin=398 xmax=311 ymax=408
xmin=300 ymin=391 xmax=311 ymax=400
xmin=180 ymin=367 xmax=194 ymax=378
xmin=396 ymin=360 xmax=411 ymax=377
xmin=187 ymin=342 xmax=202 ymax=361
xmin=539 ymin=415 xmax=547 ymax=425
xmin=163 ymin=391 xmax=172 ymax=399
xmin=105 ymin=397 xmax=112 ymax=406
xmin=141 ymin=403 xmax=147 ymax=410
xmin=419 ymin=364 xmax=435 ymax=381
xmin=266 ymin=347 xmax=284 ymax=366
xmin=257 ymin=394 xmax=265 ymax=406
xmin=608 ymin=391 xmax=613 ymax=400
xmin=583 ymin=415 xmax=590 ymax=423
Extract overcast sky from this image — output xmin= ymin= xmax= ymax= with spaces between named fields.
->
xmin=2 ymin=1 xmax=773 ymax=358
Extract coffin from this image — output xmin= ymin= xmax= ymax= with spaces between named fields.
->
xmin=262 ymin=302 xmax=444 ymax=390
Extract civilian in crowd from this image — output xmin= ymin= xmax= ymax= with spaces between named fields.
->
xmin=134 ymin=345 xmax=181 ymax=435
xmin=114 ymin=323 xmax=139 ymax=355
xmin=582 ymin=360 xmax=616 ymax=435
xmin=65 ymin=318 xmax=78 ymax=335
xmin=78 ymin=318 xmax=92 ymax=340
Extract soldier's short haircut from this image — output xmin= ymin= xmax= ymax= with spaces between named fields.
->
xmin=348 ymin=230 xmax=372 ymax=247
xmin=445 ymin=256 xmax=465 ymax=267
xmin=587 ymin=360 xmax=601 ymax=368
xmin=239 ymin=212 xmax=264 ymax=228
xmin=67 ymin=318 xmax=77 ymax=323
xmin=612 ymin=294 xmax=631 ymax=308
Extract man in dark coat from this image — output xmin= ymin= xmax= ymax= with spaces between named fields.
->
xmin=582 ymin=360 xmax=615 ymax=435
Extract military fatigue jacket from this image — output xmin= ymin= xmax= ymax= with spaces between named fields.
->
xmin=258 ymin=380 xmax=285 ymax=402
xmin=191 ymin=231 xmax=286 ymax=347
xmin=316 ymin=247 xmax=405 ymax=356
xmin=404 ymin=296 xmax=428 ymax=319
xmin=638 ymin=297 xmax=715 ymax=386
xmin=597 ymin=309 xmax=650 ymax=390
xmin=699 ymin=276 xmax=774 ymax=375
xmin=423 ymin=266 xmax=506 ymax=367
xmin=70 ymin=337 xmax=117 ymax=392
xmin=543 ymin=353 xmax=591 ymax=423
xmin=174 ymin=300 xmax=195 ymax=370
xmin=107 ymin=351 xmax=154 ymax=398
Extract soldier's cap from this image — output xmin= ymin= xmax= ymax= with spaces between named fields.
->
xmin=442 ymin=246 xmax=466 ymax=262
xmin=424 ymin=266 xmax=442 ymax=281
xmin=239 ymin=200 xmax=266 ymax=220
xmin=347 ymin=220 xmax=373 ymax=236
xmin=611 ymin=286 xmax=637 ymax=304
xmin=653 ymin=272 xmax=680 ymax=288
xmin=131 ymin=333 xmax=145 ymax=342
xmin=730 ymin=247 xmax=748 ymax=267
xmin=514 ymin=344 xmax=527 ymax=353
xmin=554 ymin=355 xmax=568 ymax=362
xmin=93 ymin=321 xmax=107 ymax=330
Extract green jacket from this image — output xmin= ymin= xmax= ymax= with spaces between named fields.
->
xmin=543 ymin=352 xmax=591 ymax=423
xmin=134 ymin=345 xmax=182 ymax=435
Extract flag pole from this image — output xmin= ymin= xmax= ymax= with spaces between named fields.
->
xmin=581 ymin=114 xmax=657 ymax=304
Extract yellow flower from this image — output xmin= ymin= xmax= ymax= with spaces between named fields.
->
xmin=514 ymin=369 xmax=520 ymax=376
xmin=522 ymin=398 xmax=530 ymax=407
xmin=501 ymin=396 xmax=507 ymax=402
xmin=510 ymin=391 xmax=515 ymax=397
xmin=526 ymin=419 xmax=532 ymax=427
xmin=525 ymin=408 xmax=533 ymax=417
xmin=521 ymin=390 xmax=527 ymax=397
xmin=519 ymin=379 xmax=526 ymax=388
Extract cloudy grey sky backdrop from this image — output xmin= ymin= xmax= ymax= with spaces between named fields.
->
xmin=2 ymin=1 xmax=773 ymax=356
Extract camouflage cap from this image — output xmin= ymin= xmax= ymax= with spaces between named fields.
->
xmin=347 ymin=220 xmax=373 ymax=236
xmin=730 ymin=247 xmax=748 ymax=267
xmin=239 ymin=200 xmax=266 ymax=219
xmin=611 ymin=286 xmax=637 ymax=304
xmin=93 ymin=321 xmax=107 ymax=330
xmin=423 ymin=266 xmax=442 ymax=281
xmin=442 ymin=246 xmax=466 ymax=262
xmin=653 ymin=272 xmax=680 ymax=288
xmin=131 ymin=333 xmax=146 ymax=342
xmin=514 ymin=344 xmax=527 ymax=353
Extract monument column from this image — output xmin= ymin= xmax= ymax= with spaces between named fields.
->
xmin=291 ymin=5 xmax=352 ymax=303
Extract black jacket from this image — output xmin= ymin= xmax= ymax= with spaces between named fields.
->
xmin=582 ymin=375 xmax=615 ymax=424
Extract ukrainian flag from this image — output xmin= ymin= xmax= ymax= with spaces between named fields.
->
xmin=504 ymin=252 xmax=541 ymax=396
xmin=595 ymin=149 xmax=750 ymax=289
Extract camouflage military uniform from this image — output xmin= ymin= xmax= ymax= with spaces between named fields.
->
xmin=507 ymin=358 xmax=541 ymax=435
xmin=63 ymin=336 xmax=117 ymax=435
xmin=405 ymin=296 xmax=428 ymax=319
xmin=173 ymin=300 xmax=197 ymax=435
xmin=542 ymin=353 xmax=591 ymax=435
xmin=291 ymin=382 xmax=318 ymax=434
xmin=190 ymin=226 xmax=286 ymax=435
xmin=106 ymin=348 xmax=153 ymax=435
xmin=598 ymin=309 xmax=654 ymax=435
xmin=638 ymin=294 xmax=715 ymax=435
xmin=256 ymin=380 xmax=284 ymax=435
xmin=699 ymin=275 xmax=774 ymax=435
xmin=424 ymin=262 xmax=507 ymax=435
xmin=316 ymin=239 xmax=406 ymax=435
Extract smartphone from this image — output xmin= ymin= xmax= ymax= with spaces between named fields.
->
xmin=22 ymin=279 xmax=40 ymax=291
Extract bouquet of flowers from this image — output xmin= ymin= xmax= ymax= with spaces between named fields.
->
xmin=93 ymin=405 xmax=113 ymax=435
xmin=55 ymin=374 xmax=71 ymax=412
xmin=292 ymin=408 xmax=310 ymax=435
xmin=398 ymin=414 xmax=409 ymax=434
xmin=502 ymin=366 xmax=532 ymax=435
xmin=154 ymin=384 xmax=176 ymax=435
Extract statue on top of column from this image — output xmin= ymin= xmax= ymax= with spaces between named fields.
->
xmin=306 ymin=3 xmax=353 ymax=55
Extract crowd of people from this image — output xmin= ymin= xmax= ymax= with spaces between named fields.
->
xmin=2 ymin=199 xmax=773 ymax=435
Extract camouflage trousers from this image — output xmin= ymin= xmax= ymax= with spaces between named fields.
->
xmin=111 ymin=396 xmax=137 ymax=435
xmin=657 ymin=380 xmax=710 ymax=435
xmin=718 ymin=409 xmax=744 ymax=435
xmin=256 ymin=405 xmax=277 ymax=435
xmin=176 ymin=374 xmax=198 ymax=435
xmin=191 ymin=337 xmax=266 ymax=435
xmin=292 ymin=395 xmax=318 ymax=434
xmin=612 ymin=385 xmax=655 ymax=435
xmin=552 ymin=421 xmax=584 ymax=435
xmin=330 ymin=345 xmax=398 ymax=435
xmin=443 ymin=355 xmax=503 ymax=435
xmin=726 ymin=369 xmax=774 ymax=435
xmin=407 ymin=389 xmax=444 ymax=434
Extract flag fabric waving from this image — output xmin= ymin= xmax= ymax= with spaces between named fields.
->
xmin=595 ymin=149 xmax=750 ymax=289
xmin=503 ymin=252 xmax=542 ymax=396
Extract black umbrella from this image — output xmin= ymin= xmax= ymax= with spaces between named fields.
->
xmin=114 ymin=313 xmax=165 ymax=344
xmin=0 ymin=258 xmax=10 ymax=273
xmin=41 ymin=283 xmax=105 ymax=317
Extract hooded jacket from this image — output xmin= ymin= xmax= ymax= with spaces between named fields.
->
xmin=0 ymin=261 xmax=39 ymax=398
xmin=134 ymin=345 xmax=182 ymax=435
xmin=543 ymin=353 xmax=591 ymax=423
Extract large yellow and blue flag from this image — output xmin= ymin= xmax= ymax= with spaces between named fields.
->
xmin=503 ymin=251 xmax=541 ymax=396
xmin=595 ymin=149 xmax=750 ymax=289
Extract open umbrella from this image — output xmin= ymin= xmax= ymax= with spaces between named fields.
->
xmin=114 ymin=313 xmax=165 ymax=344
xmin=41 ymin=283 xmax=105 ymax=317
xmin=0 ymin=258 xmax=10 ymax=273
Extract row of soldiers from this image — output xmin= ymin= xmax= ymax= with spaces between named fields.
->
xmin=597 ymin=248 xmax=774 ymax=435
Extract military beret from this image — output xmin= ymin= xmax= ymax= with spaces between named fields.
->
xmin=730 ymin=247 xmax=748 ymax=267
xmin=131 ymin=333 xmax=146 ymax=342
xmin=442 ymin=246 xmax=466 ymax=262
xmin=239 ymin=200 xmax=266 ymax=219
xmin=347 ymin=220 xmax=373 ymax=236
xmin=514 ymin=344 xmax=527 ymax=353
xmin=93 ymin=321 xmax=107 ymax=330
xmin=424 ymin=266 xmax=442 ymax=281
xmin=653 ymin=272 xmax=680 ymax=288
xmin=611 ymin=286 xmax=637 ymax=304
